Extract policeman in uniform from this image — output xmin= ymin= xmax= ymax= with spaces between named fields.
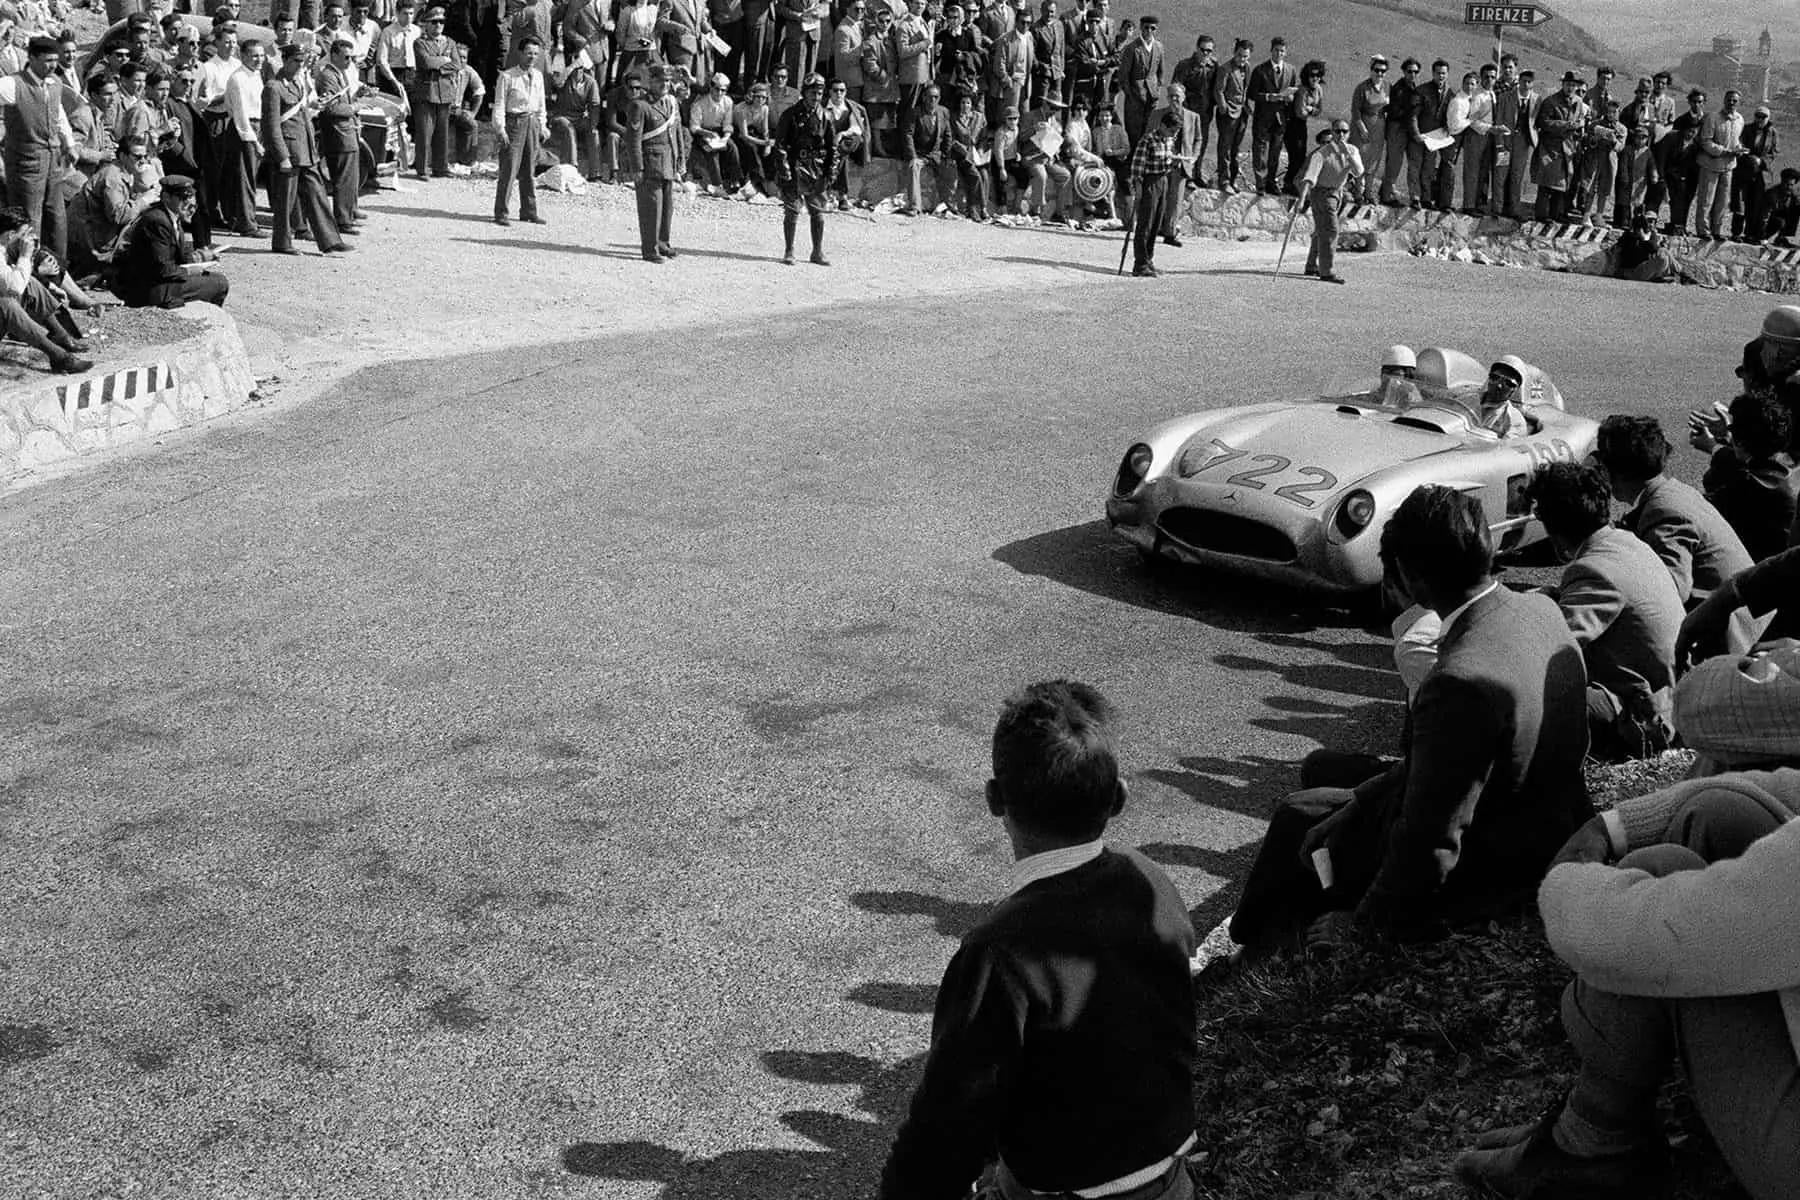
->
xmin=1297 ymin=119 xmax=1361 ymax=284
xmin=624 ymin=65 xmax=681 ymax=263
xmin=773 ymin=72 xmax=839 ymax=266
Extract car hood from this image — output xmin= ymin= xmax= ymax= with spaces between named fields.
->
xmin=1175 ymin=403 xmax=1461 ymax=488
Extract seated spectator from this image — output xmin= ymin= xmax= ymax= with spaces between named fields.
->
xmin=1527 ymin=461 xmax=1683 ymax=760
xmin=948 ymin=90 xmax=989 ymax=221
xmin=822 ymin=77 xmax=871 ymax=210
xmin=1057 ymin=94 xmax=1105 ymax=228
xmin=1016 ymin=95 xmax=1069 ymax=220
xmin=451 ymin=58 xmax=487 ymax=168
xmin=67 ymin=135 xmax=159 ymax=278
xmin=1476 ymin=355 xmax=1531 ymax=437
xmin=879 ymin=680 xmax=1198 ymax=1200
xmin=1679 ymin=544 xmax=1800 ymax=666
xmin=110 ymin=175 xmax=228 ymax=310
xmin=1229 ymin=485 xmax=1592 ymax=952
xmin=1692 ymin=389 xmax=1798 ymax=562
xmin=548 ymin=35 xmax=603 ymax=180
xmin=687 ymin=71 xmax=740 ymax=196
xmin=990 ymin=104 xmax=1022 ymax=214
xmin=1594 ymin=414 xmax=1762 ymax=652
xmin=733 ymin=80 xmax=777 ymax=198
xmin=1091 ymin=103 xmax=1129 ymax=221
xmin=0 ymin=209 xmax=90 ymax=374
xmin=1677 ymin=640 xmax=1800 ymax=776
xmin=902 ymin=82 xmax=955 ymax=216
xmin=1763 ymin=167 xmax=1800 ymax=246
xmin=1454 ymin=769 xmax=1800 ymax=1198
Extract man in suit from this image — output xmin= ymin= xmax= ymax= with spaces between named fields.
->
xmin=1492 ymin=53 xmax=1534 ymax=219
xmin=984 ymin=4 xmax=1030 ymax=128
xmin=892 ymin=0 xmax=932 ymax=137
xmin=112 ymin=174 xmax=228 ymax=309
xmin=1028 ymin=0 xmax=1062 ymax=115
xmin=314 ymin=39 xmax=364 ymax=234
xmin=262 ymin=43 xmax=351 ymax=254
xmin=1210 ymin=36 xmax=1248 ymax=189
xmin=157 ymin=65 xmax=214 ymax=251
xmin=776 ymin=0 xmax=824 ymax=84
xmin=1117 ymin=11 xmax=1159 ymax=147
xmin=654 ymin=0 xmax=709 ymax=74
xmin=1229 ymin=484 xmax=1592 ymax=952
xmin=933 ymin=2 xmax=985 ymax=115
xmin=1414 ymin=57 xmax=1454 ymax=210
xmin=1594 ymin=415 xmax=1762 ymax=656
xmin=624 ymin=64 xmax=680 ymax=261
xmin=1527 ymin=462 xmax=1684 ymax=761
xmin=554 ymin=0 xmax=614 ymax=82
xmin=741 ymin=0 xmax=775 ymax=84
xmin=411 ymin=8 xmax=464 ymax=178
xmin=1167 ymin=32 xmax=1212 ymax=185
xmin=1069 ymin=1 xmax=1113 ymax=115
xmin=1153 ymin=78 xmax=1196 ymax=244
xmin=902 ymin=80 xmax=953 ymax=214
xmin=1246 ymin=35 xmax=1295 ymax=194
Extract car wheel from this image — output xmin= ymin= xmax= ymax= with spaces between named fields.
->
xmin=359 ymin=142 xmax=379 ymax=195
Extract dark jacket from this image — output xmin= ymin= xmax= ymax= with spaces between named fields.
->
xmin=1555 ymin=526 xmax=1685 ymax=723
xmin=1620 ymin=472 xmax=1760 ymax=652
xmin=904 ymin=102 xmax=951 ymax=160
xmin=1703 ymin=448 xmax=1799 ymax=563
xmin=1354 ymin=586 xmax=1592 ymax=929
xmin=112 ymin=204 xmax=188 ymax=300
xmin=262 ymin=74 xmax=320 ymax=168
xmin=624 ymin=92 xmax=681 ymax=180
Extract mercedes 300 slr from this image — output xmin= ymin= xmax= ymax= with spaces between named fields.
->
xmin=1104 ymin=348 xmax=1600 ymax=595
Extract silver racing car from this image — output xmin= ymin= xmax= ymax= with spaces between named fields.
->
xmin=1105 ymin=348 xmax=1600 ymax=595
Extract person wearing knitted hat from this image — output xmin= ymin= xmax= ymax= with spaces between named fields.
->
xmin=1456 ymin=663 xmax=1800 ymax=1195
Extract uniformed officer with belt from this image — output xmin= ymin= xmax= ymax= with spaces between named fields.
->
xmin=773 ymin=72 xmax=839 ymax=266
xmin=623 ymin=64 xmax=681 ymax=263
xmin=1298 ymin=119 xmax=1362 ymax=284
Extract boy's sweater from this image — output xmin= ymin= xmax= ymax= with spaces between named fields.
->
xmin=880 ymin=847 xmax=1197 ymax=1200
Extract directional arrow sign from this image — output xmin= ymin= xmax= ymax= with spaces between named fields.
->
xmin=1464 ymin=3 xmax=1554 ymax=26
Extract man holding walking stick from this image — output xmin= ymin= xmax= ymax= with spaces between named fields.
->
xmin=1298 ymin=119 xmax=1361 ymax=284
xmin=1124 ymin=105 xmax=1179 ymax=277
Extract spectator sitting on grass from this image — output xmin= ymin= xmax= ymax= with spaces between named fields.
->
xmin=1455 ymin=648 xmax=1800 ymax=1197
xmin=1526 ymin=461 xmax=1684 ymax=761
xmin=879 ymin=680 xmax=1199 ymax=1200
xmin=1691 ymin=388 xmax=1798 ymax=562
xmin=1228 ymin=485 xmax=1592 ymax=954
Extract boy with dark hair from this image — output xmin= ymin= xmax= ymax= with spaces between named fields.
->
xmin=1229 ymin=484 xmax=1591 ymax=952
xmin=1594 ymin=413 xmax=1761 ymax=653
xmin=1526 ymin=461 xmax=1684 ymax=760
xmin=1694 ymin=389 xmax=1798 ymax=561
xmin=880 ymin=680 xmax=1199 ymax=1200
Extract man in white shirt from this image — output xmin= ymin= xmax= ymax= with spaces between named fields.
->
xmin=343 ymin=0 xmax=382 ymax=61
xmin=0 ymin=35 xmax=77 ymax=263
xmin=221 ymin=40 xmax=266 ymax=236
xmin=1442 ymin=69 xmax=1476 ymax=212
xmin=195 ymin=24 xmax=241 ymax=227
xmin=1694 ymin=88 xmax=1746 ymax=240
xmin=493 ymin=34 xmax=549 ymax=225
xmin=379 ymin=0 xmax=422 ymax=93
xmin=1458 ymin=61 xmax=1499 ymax=216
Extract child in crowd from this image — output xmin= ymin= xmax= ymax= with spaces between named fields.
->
xmin=880 ymin=681 xmax=1199 ymax=1200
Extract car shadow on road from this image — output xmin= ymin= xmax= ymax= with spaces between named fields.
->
xmin=992 ymin=520 xmax=1368 ymax=633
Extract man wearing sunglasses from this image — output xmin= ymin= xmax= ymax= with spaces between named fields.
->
xmin=1297 ymin=120 xmax=1360 ymax=283
xmin=1380 ymin=56 xmax=1421 ymax=206
xmin=1349 ymin=54 xmax=1387 ymax=205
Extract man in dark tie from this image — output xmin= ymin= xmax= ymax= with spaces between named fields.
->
xmin=1247 ymin=35 xmax=1296 ymax=194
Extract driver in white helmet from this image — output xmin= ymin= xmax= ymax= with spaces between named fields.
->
xmin=1477 ymin=355 xmax=1531 ymax=437
xmin=1374 ymin=344 xmax=1421 ymax=407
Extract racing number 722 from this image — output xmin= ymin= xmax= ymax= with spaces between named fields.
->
xmin=1193 ymin=438 xmax=1339 ymax=508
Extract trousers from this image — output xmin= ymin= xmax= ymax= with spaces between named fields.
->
xmin=121 ymin=271 xmax=230 ymax=308
xmin=1459 ymin=129 xmax=1492 ymax=212
xmin=1213 ymin=111 xmax=1245 ymax=185
xmin=494 ymin=114 xmax=541 ymax=218
xmin=268 ymin=162 xmax=341 ymax=251
xmin=5 ymin=148 xmax=67 ymax=265
xmin=1304 ymin=188 xmax=1340 ymax=275
xmin=1380 ymin=124 xmax=1419 ymax=203
xmin=1693 ymin=167 xmax=1731 ymax=237
xmin=634 ymin=176 xmax=673 ymax=257
xmin=411 ymin=98 xmax=452 ymax=176
xmin=1131 ymin=170 xmax=1167 ymax=268
xmin=221 ymin=126 xmax=262 ymax=233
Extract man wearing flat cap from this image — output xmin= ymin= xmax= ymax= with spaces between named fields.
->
xmin=0 ymin=35 xmax=77 ymax=265
xmin=774 ymin=72 xmax=837 ymax=264
xmin=113 ymin=174 xmax=229 ymax=310
xmin=1532 ymin=69 xmax=1587 ymax=222
xmin=1119 ymin=12 xmax=1161 ymax=146
xmin=624 ymin=64 xmax=681 ymax=262
xmin=411 ymin=6 xmax=465 ymax=179
xmin=1733 ymin=102 xmax=1779 ymax=242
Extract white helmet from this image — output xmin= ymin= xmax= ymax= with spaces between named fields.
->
xmin=1381 ymin=345 xmax=1417 ymax=372
xmin=1491 ymin=354 xmax=1529 ymax=383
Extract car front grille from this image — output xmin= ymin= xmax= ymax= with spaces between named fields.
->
xmin=1157 ymin=507 xmax=1298 ymax=563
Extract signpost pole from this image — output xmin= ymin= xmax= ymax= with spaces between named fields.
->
xmin=1493 ymin=21 xmax=1503 ymax=63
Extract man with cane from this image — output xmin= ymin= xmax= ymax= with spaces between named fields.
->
xmin=1121 ymin=105 xmax=1178 ymax=276
xmin=1297 ymin=119 xmax=1361 ymax=283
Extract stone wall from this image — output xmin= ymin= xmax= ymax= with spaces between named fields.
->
xmin=0 ymin=306 xmax=257 ymax=481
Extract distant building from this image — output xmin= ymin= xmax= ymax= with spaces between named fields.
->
xmin=1679 ymin=33 xmax=1772 ymax=102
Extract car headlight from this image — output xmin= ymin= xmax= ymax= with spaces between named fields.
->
xmin=1335 ymin=489 xmax=1376 ymax=537
xmin=1114 ymin=443 xmax=1153 ymax=496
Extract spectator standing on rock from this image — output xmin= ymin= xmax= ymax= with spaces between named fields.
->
xmin=859 ymin=7 xmax=897 ymax=152
xmin=1167 ymin=32 xmax=1211 ymax=185
xmin=1533 ymin=70 xmax=1585 ymax=222
xmin=1070 ymin=0 xmax=1115 ymax=116
xmin=1489 ymin=54 xmax=1529 ymax=217
xmin=624 ymin=65 xmax=679 ymax=260
xmin=1 ymin=35 xmax=75 ymax=266
xmin=777 ymin=0 xmax=824 ymax=85
xmin=1693 ymin=89 xmax=1745 ymax=240
xmin=492 ymin=34 xmax=549 ymax=224
xmin=1347 ymin=55 xmax=1385 ymax=205
xmin=1611 ymin=124 xmax=1656 ymax=227
xmin=1380 ymin=55 xmax=1420 ymax=206
xmin=111 ymin=174 xmax=226 ymax=310
xmin=1299 ymin=118 xmax=1358 ymax=284
xmin=892 ymin=0 xmax=932 ymax=141
xmin=774 ymin=72 xmax=836 ymax=264
xmin=1281 ymin=59 xmax=1322 ymax=196
xmin=262 ymin=44 xmax=351 ymax=256
xmin=1576 ymin=64 xmax=1621 ymax=224
xmin=1733 ymin=104 xmax=1778 ymax=242
xmin=1247 ymin=36 xmax=1294 ymax=194
xmin=1661 ymin=87 xmax=1706 ymax=234
xmin=1117 ymin=12 xmax=1158 ymax=148
xmin=933 ymin=3 xmax=982 ymax=114
xmin=831 ymin=0 xmax=863 ymax=102
xmin=1209 ymin=36 xmax=1247 ymax=192
xmin=985 ymin=5 xmax=1030 ymax=131
xmin=1029 ymin=0 xmax=1063 ymax=116
xmin=1415 ymin=58 xmax=1453 ymax=210
xmin=1460 ymin=62 xmax=1499 ymax=216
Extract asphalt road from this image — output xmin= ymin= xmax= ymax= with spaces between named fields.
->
xmin=0 ymin=247 xmax=1774 ymax=1199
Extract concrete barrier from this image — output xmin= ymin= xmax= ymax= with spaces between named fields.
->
xmin=0 ymin=305 xmax=257 ymax=481
xmin=1175 ymin=188 xmax=1800 ymax=293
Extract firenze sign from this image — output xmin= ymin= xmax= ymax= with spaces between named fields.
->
xmin=1463 ymin=4 xmax=1554 ymax=26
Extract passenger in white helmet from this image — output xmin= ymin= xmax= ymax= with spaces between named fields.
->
xmin=1477 ymin=355 xmax=1531 ymax=437
xmin=1374 ymin=344 xmax=1421 ymax=407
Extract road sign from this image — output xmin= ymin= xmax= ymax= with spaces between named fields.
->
xmin=1463 ymin=3 xmax=1554 ymax=26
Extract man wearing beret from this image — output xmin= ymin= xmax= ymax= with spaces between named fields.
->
xmin=262 ymin=44 xmax=352 ymax=254
xmin=112 ymin=174 xmax=229 ymax=310
xmin=411 ymin=7 xmax=465 ymax=179
xmin=774 ymin=71 xmax=836 ymax=264
xmin=0 ymin=35 xmax=77 ymax=265
xmin=624 ymin=64 xmax=681 ymax=262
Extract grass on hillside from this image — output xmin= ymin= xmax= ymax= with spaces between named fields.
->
xmin=1189 ymin=752 xmax=1748 ymax=1200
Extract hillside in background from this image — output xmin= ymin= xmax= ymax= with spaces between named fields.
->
xmin=1549 ymin=0 xmax=1798 ymax=69
xmin=1150 ymin=0 xmax=1630 ymax=122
